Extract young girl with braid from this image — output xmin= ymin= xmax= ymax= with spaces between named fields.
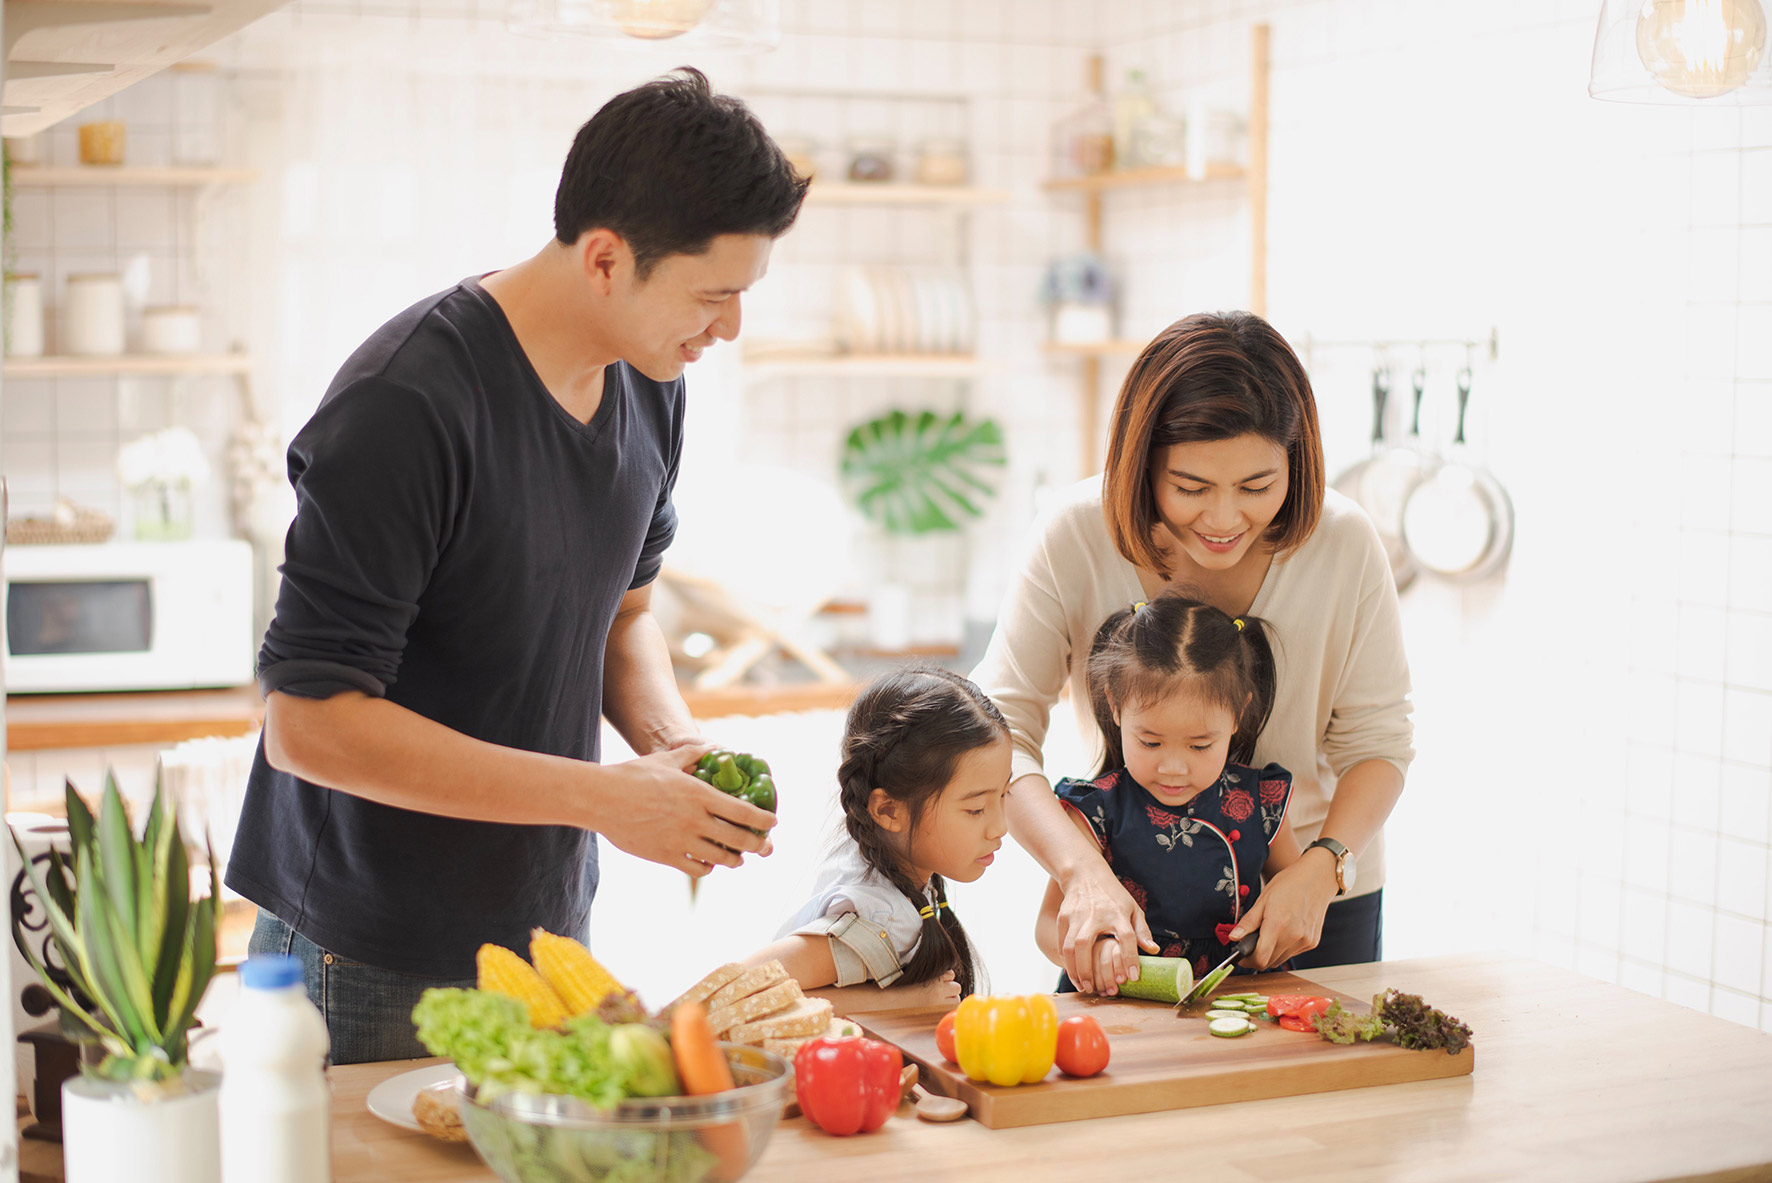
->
xmin=1036 ymin=592 xmax=1302 ymax=993
xmin=744 ymin=666 xmax=1009 ymax=1012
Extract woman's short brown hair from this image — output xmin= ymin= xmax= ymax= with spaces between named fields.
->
xmin=1103 ymin=311 xmax=1325 ymax=574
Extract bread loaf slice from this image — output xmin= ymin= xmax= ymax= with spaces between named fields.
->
xmin=726 ymin=997 xmax=834 ymax=1045
xmin=671 ymin=963 xmax=745 ymax=1010
xmin=705 ymin=960 xmax=787 ymax=1013
xmin=707 ymin=978 xmax=803 ymax=1037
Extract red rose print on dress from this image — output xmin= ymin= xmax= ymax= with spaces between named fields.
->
xmin=1144 ymin=804 xmax=1179 ymax=828
xmin=1222 ymin=789 xmax=1255 ymax=822
xmin=1259 ymin=778 xmax=1287 ymax=805
xmin=1161 ymin=942 xmax=1185 ymax=959
xmin=1094 ymin=772 xmax=1119 ymax=791
xmin=1119 ymin=877 xmax=1149 ymax=912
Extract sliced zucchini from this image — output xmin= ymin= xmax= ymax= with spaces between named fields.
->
xmin=1208 ymin=1017 xmax=1255 ymax=1038
xmin=1205 ymin=1009 xmax=1248 ymax=1021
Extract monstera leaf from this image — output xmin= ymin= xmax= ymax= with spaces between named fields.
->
xmin=841 ymin=409 xmax=1006 ymax=535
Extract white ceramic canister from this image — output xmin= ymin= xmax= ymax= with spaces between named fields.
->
xmin=6 ymin=273 xmax=45 ymax=357
xmin=141 ymin=305 xmax=201 ymax=354
xmin=62 ymin=1070 xmax=221 ymax=1183
xmin=63 ymin=273 xmax=126 ymax=356
xmin=218 ymin=954 xmax=330 ymax=1183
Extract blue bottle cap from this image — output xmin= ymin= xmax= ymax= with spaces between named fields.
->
xmin=239 ymin=954 xmax=304 ymax=991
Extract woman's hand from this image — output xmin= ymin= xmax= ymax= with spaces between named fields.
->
xmin=1056 ymin=871 xmax=1159 ymax=994
xmin=1229 ymin=849 xmax=1339 ymax=968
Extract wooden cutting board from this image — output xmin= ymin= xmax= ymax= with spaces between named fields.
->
xmin=858 ymin=970 xmax=1475 ymax=1128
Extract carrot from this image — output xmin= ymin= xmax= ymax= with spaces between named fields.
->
xmin=670 ymin=1000 xmax=750 ymax=1181
xmin=670 ymin=1000 xmax=737 ymax=1094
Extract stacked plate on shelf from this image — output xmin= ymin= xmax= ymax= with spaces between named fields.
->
xmin=837 ymin=266 xmax=975 ymax=356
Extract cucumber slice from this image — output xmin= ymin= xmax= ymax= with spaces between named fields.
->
xmin=1208 ymin=1017 xmax=1255 ymax=1037
xmin=1205 ymin=1009 xmax=1248 ymax=1021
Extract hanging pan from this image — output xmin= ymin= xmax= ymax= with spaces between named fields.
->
xmin=1332 ymin=365 xmax=1418 ymax=591
xmin=1400 ymin=367 xmax=1513 ymax=581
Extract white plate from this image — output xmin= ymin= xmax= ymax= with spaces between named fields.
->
xmin=365 ymin=1062 xmax=462 ymax=1132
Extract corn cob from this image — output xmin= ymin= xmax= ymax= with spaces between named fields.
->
xmin=476 ymin=943 xmax=569 ymax=1029
xmin=529 ymin=928 xmax=624 ymax=1016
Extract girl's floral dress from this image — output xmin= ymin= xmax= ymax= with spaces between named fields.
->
xmin=1053 ymin=762 xmax=1293 ymax=989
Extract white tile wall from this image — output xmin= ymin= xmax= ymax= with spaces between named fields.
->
xmin=1091 ymin=0 xmax=1772 ymax=1030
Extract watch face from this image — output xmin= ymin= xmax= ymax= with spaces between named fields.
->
xmin=1341 ymin=852 xmax=1357 ymax=895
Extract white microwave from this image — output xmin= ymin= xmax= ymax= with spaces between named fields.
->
xmin=3 ymin=540 xmax=255 ymax=693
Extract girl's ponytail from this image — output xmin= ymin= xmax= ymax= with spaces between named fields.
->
xmin=1226 ymin=614 xmax=1277 ymax=765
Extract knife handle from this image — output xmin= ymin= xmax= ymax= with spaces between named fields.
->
xmin=1231 ymin=932 xmax=1260 ymax=962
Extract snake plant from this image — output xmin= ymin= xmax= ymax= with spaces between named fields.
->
xmin=840 ymin=408 xmax=1006 ymax=535
xmin=10 ymin=772 xmax=218 ymax=1085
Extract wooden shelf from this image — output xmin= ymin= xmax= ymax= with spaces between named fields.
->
xmin=1 ymin=0 xmax=289 ymax=138
xmin=1045 ymin=340 xmax=1149 ymax=356
xmin=9 ymin=166 xmax=258 ymax=188
xmin=742 ymin=350 xmax=986 ymax=378
xmin=6 ymin=686 xmax=264 ymax=753
xmin=804 ymin=182 xmax=1008 ymax=206
xmin=1042 ymin=162 xmax=1246 ymax=193
xmin=3 ymin=353 xmax=251 ymax=378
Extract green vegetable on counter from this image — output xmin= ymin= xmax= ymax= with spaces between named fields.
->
xmin=1114 ymin=955 xmax=1194 ymax=1005
xmin=413 ymin=987 xmax=629 ymax=1107
xmin=1312 ymin=990 xmax=1473 ymax=1053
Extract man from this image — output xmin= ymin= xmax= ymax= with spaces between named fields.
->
xmin=226 ymin=69 xmax=807 ymax=1063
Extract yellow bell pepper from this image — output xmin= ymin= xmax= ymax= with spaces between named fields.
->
xmin=953 ymin=993 xmax=1058 ymax=1086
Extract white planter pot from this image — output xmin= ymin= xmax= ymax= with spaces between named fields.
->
xmin=62 ymin=1069 xmax=221 ymax=1183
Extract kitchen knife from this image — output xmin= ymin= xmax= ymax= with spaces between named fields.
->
xmin=1179 ymin=932 xmax=1260 ymax=1007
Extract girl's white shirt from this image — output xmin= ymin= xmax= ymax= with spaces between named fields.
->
xmin=777 ymin=837 xmax=936 ymax=964
xmin=971 ymin=477 xmax=1415 ymax=896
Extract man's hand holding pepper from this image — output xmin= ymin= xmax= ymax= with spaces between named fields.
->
xmin=590 ymin=743 xmax=776 ymax=876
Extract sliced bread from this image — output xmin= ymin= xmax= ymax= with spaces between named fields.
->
xmin=707 ymin=978 xmax=803 ymax=1037
xmin=726 ymin=996 xmax=834 ymax=1045
xmin=705 ymin=960 xmax=788 ymax=1013
xmin=671 ymin=962 xmax=745 ymax=1010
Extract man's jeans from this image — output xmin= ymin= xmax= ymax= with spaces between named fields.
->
xmin=247 ymin=912 xmax=474 ymax=1065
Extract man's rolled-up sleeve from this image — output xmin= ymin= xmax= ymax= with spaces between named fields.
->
xmin=258 ymin=378 xmax=458 ymax=700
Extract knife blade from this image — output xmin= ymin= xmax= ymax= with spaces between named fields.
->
xmin=1179 ymin=932 xmax=1260 ymax=1008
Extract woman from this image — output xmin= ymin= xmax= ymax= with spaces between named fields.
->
xmin=972 ymin=311 xmax=1413 ymax=995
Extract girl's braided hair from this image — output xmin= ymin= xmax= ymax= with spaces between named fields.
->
xmin=1087 ymin=591 xmax=1278 ymax=775
xmin=836 ymin=664 xmax=1006 ymax=997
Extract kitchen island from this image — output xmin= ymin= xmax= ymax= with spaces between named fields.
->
xmin=315 ymin=953 xmax=1772 ymax=1183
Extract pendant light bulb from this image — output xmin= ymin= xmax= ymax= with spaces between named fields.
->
xmin=1634 ymin=0 xmax=1768 ymax=97
xmin=614 ymin=0 xmax=717 ymax=40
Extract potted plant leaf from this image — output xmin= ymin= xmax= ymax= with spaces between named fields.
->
xmin=839 ymin=408 xmax=1006 ymax=649
xmin=9 ymin=771 xmax=222 ymax=1183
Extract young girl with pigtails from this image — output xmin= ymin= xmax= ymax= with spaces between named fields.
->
xmin=743 ymin=665 xmax=1009 ymax=1011
xmin=1036 ymin=592 xmax=1302 ymax=993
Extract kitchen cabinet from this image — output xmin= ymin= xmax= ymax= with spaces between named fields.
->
xmin=1 ymin=0 xmax=285 ymax=138
xmin=306 ymin=953 xmax=1772 ymax=1182
xmin=1045 ymin=26 xmax=1270 ymax=473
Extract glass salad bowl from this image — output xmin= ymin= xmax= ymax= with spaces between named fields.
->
xmin=457 ymin=1043 xmax=793 ymax=1183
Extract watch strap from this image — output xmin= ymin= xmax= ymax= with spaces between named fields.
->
xmin=1304 ymin=837 xmax=1350 ymax=896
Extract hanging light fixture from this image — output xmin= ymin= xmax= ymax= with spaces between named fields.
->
xmin=506 ymin=0 xmax=780 ymax=51
xmin=1590 ymin=0 xmax=1772 ymax=103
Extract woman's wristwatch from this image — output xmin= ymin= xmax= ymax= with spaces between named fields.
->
xmin=1304 ymin=837 xmax=1356 ymax=897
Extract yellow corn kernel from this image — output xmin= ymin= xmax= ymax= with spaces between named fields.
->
xmin=476 ymin=943 xmax=569 ymax=1029
xmin=529 ymin=928 xmax=623 ymax=1016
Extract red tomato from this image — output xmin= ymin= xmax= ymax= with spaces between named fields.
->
xmin=1276 ymin=1014 xmax=1317 ymax=1032
xmin=934 ymin=1010 xmax=958 ymax=1065
xmin=1266 ymin=994 xmax=1333 ymax=1019
xmin=1053 ymin=1014 xmax=1110 ymax=1077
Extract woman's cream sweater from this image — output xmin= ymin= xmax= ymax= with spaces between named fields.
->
xmin=971 ymin=478 xmax=1415 ymax=896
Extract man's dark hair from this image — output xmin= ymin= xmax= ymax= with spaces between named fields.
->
xmin=554 ymin=67 xmax=808 ymax=278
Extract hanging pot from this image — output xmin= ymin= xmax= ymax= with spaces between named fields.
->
xmin=1400 ymin=367 xmax=1514 ymax=581
xmin=1332 ymin=365 xmax=1417 ymax=591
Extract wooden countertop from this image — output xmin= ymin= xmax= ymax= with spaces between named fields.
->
xmin=314 ymin=954 xmax=1772 ymax=1183
xmin=5 ymin=687 xmax=265 ymax=751
xmin=4 ymin=683 xmax=856 ymax=754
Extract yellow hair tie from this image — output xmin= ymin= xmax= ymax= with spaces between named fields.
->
xmin=1133 ymin=600 xmax=1148 ymax=613
xmin=1233 ymin=618 xmax=1246 ymax=631
xmin=918 ymin=902 xmax=951 ymax=919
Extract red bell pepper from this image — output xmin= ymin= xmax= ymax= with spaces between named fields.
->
xmin=793 ymin=1035 xmax=903 ymax=1136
